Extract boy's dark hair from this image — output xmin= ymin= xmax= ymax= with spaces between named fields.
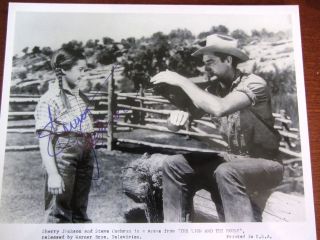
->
xmin=51 ymin=49 xmax=86 ymax=109
xmin=51 ymin=49 xmax=85 ymax=71
xmin=214 ymin=52 xmax=240 ymax=68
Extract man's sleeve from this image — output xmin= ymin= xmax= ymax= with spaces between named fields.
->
xmin=233 ymin=74 xmax=268 ymax=105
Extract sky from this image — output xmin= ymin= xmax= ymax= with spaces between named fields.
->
xmin=12 ymin=10 xmax=292 ymax=54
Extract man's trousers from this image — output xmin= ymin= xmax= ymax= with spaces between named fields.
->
xmin=162 ymin=152 xmax=283 ymax=222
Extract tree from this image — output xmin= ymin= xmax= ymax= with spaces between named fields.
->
xmin=251 ymin=29 xmax=261 ymax=38
xmin=231 ymin=29 xmax=250 ymax=47
xmin=62 ymin=40 xmax=84 ymax=57
xmin=151 ymin=32 xmax=169 ymax=43
xmin=169 ymin=28 xmax=194 ymax=40
xmin=121 ymin=37 xmax=136 ymax=49
xmin=198 ymin=31 xmax=210 ymax=39
xmin=197 ymin=25 xmax=229 ymax=39
xmin=96 ymin=44 xmax=119 ymax=65
xmin=251 ymin=28 xmax=276 ymax=40
xmin=85 ymin=39 xmax=96 ymax=48
xmin=231 ymin=29 xmax=249 ymax=40
xmin=260 ymin=28 xmax=274 ymax=39
xmin=168 ymin=46 xmax=202 ymax=78
xmin=41 ymin=47 xmax=53 ymax=56
xmin=32 ymin=46 xmax=41 ymax=54
xmin=168 ymin=29 xmax=195 ymax=48
xmin=102 ymin=37 xmax=114 ymax=45
xmin=150 ymin=32 xmax=170 ymax=71
xmin=211 ymin=25 xmax=229 ymax=35
xmin=126 ymin=37 xmax=136 ymax=45
xmin=22 ymin=47 xmax=29 ymax=55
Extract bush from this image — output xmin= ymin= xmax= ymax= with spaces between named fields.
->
xmin=254 ymin=66 xmax=298 ymax=126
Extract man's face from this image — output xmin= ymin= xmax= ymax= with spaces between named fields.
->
xmin=203 ymin=53 xmax=230 ymax=81
xmin=64 ymin=59 xmax=88 ymax=88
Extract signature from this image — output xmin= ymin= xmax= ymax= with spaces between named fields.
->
xmin=37 ymin=63 xmax=125 ymax=157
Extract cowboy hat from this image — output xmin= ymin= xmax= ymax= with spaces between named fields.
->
xmin=192 ymin=34 xmax=249 ymax=62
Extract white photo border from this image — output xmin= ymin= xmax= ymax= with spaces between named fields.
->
xmin=0 ymin=3 xmax=316 ymax=240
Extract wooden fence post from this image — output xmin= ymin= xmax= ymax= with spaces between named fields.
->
xmin=107 ymin=66 xmax=115 ymax=151
xmin=139 ymin=83 xmax=146 ymax=124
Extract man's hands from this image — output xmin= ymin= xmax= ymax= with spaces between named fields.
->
xmin=48 ymin=173 xmax=65 ymax=195
xmin=150 ymin=70 xmax=188 ymax=87
xmin=151 ymin=71 xmax=190 ymax=131
xmin=167 ymin=110 xmax=189 ymax=132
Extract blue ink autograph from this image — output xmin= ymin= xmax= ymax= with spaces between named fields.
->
xmin=37 ymin=63 xmax=124 ymax=157
xmin=62 ymin=107 xmax=92 ymax=133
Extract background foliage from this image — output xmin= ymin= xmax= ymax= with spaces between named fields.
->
xmin=10 ymin=25 xmax=297 ymax=125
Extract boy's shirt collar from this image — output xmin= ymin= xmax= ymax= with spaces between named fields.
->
xmin=52 ymin=80 xmax=80 ymax=96
xmin=65 ymin=87 xmax=80 ymax=96
xmin=61 ymin=81 xmax=80 ymax=96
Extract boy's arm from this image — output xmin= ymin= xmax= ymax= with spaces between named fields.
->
xmin=39 ymin=136 xmax=65 ymax=195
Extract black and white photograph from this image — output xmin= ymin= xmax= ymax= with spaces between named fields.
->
xmin=0 ymin=3 xmax=316 ymax=240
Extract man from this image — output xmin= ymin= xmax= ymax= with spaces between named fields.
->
xmin=150 ymin=34 xmax=283 ymax=222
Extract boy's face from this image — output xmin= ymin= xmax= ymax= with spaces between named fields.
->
xmin=203 ymin=53 xmax=231 ymax=81
xmin=64 ymin=59 xmax=87 ymax=88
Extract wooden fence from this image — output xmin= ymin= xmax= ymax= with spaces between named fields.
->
xmin=6 ymin=73 xmax=301 ymax=160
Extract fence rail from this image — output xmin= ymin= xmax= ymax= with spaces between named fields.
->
xmin=6 ymin=75 xmax=301 ymax=159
